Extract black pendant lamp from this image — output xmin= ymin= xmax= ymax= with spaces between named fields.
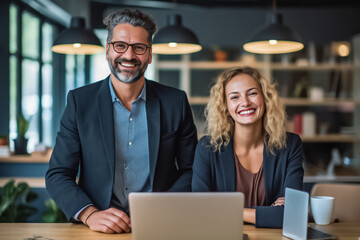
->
xmin=243 ymin=0 xmax=303 ymax=54
xmin=152 ymin=14 xmax=202 ymax=55
xmin=52 ymin=17 xmax=104 ymax=55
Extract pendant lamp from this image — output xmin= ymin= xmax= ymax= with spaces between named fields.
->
xmin=52 ymin=17 xmax=104 ymax=55
xmin=152 ymin=14 xmax=202 ymax=54
xmin=243 ymin=0 xmax=303 ymax=54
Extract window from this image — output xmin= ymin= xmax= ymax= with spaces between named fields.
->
xmin=8 ymin=1 xmax=102 ymax=153
xmin=9 ymin=3 xmax=58 ymax=152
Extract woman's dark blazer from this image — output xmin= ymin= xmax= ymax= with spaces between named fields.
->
xmin=192 ymin=132 xmax=304 ymax=228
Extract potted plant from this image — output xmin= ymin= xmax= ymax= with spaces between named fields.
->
xmin=0 ymin=179 xmax=38 ymax=222
xmin=13 ymin=113 xmax=30 ymax=155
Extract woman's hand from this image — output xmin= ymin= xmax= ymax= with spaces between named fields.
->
xmin=271 ymin=197 xmax=285 ymax=206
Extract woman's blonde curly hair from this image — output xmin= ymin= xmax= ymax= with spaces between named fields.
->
xmin=206 ymin=66 xmax=287 ymax=154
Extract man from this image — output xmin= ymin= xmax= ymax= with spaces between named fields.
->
xmin=45 ymin=9 xmax=197 ymax=234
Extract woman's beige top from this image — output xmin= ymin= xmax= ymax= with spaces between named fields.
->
xmin=234 ymin=154 xmax=266 ymax=208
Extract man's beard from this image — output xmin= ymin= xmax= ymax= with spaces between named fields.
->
xmin=108 ymin=57 xmax=148 ymax=83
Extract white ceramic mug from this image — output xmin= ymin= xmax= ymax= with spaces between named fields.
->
xmin=311 ymin=196 xmax=334 ymax=225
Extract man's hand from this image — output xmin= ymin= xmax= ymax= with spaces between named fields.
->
xmin=79 ymin=206 xmax=131 ymax=234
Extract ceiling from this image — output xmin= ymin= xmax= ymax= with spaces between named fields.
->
xmin=92 ymin=0 xmax=360 ymax=9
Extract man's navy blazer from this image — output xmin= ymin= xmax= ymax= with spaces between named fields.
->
xmin=46 ymin=77 xmax=198 ymax=220
xmin=192 ymin=132 xmax=304 ymax=228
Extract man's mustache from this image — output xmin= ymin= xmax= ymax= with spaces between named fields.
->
xmin=115 ymin=58 xmax=141 ymax=65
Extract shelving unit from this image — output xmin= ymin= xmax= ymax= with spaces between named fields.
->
xmin=153 ymin=53 xmax=360 ymax=180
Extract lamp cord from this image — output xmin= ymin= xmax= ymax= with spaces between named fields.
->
xmin=272 ymin=0 xmax=277 ymax=13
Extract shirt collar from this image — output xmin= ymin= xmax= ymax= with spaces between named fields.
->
xmin=108 ymin=77 xmax=147 ymax=103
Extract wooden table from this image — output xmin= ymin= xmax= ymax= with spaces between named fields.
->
xmin=0 ymin=222 xmax=359 ymax=240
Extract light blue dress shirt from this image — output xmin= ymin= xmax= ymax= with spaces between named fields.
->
xmin=73 ymin=78 xmax=151 ymax=220
xmin=109 ymin=78 xmax=151 ymax=213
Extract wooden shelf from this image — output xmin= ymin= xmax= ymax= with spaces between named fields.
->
xmin=189 ymin=61 xmax=266 ymax=69
xmin=283 ymin=98 xmax=354 ymax=107
xmin=156 ymin=60 xmax=355 ymax=71
xmin=270 ymin=62 xmax=354 ymax=71
xmin=189 ymin=97 xmax=209 ymax=104
xmin=0 ymin=153 xmax=51 ymax=163
xmin=0 ymin=177 xmax=45 ymax=188
xmin=304 ymin=175 xmax=360 ymax=183
xmin=301 ymin=134 xmax=360 ymax=142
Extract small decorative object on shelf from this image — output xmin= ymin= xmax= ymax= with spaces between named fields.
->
xmin=13 ymin=113 xmax=30 ymax=155
xmin=327 ymin=148 xmax=342 ymax=176
xmin=212 ymin=45 xmax=227 ymax=62
xmin=302 ymin=112 xmax=316 ymax=137
xmin=0 ymin=136 xmax=9 ymax=157
xmin=309 ymin=87 xmax=324 ymax=102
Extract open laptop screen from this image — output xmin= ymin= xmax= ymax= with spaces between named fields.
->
xmin=283 ymin=188 xmax=337 ymax=240
xmin=283 ymin=188 xmax=309 ymax=240
xmin=129 ymin=192 xmax=244 ymax=240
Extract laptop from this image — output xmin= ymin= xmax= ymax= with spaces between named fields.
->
xmin=129 ymin=192 xmax=244 ymax=240
xmin=282 ymin=188 xmax=337 ymax=240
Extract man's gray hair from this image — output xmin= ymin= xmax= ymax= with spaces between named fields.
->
xmin=103 ymin=9 xmax=157 ymax=44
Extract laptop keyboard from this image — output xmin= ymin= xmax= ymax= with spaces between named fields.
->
xmin=307 ymin=227 xmax=336 ymax=240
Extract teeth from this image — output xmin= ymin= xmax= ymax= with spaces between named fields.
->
xmin=120 ymin=62 xmax=135 ymax=67
xmin=239 ymin=109 xmax=255 ymax=115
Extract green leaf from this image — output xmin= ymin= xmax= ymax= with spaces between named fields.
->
xmin=0 ymin=180 xmax=37 ymax=222
xmin=15 ymin=182 xmax=29 ymax=194
xmin=41 ymin=199 xmax=67 ymax=223
xmin=2 ymin=180 xmax=16 ymax=198
xmin=17 ymin=114 xmax=30 ymax=137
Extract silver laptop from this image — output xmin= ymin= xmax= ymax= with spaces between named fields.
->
xmin=283 ymin=188 xmax=337 ymax=240
xmin=129 ymin=192 xmax=244 ymax=240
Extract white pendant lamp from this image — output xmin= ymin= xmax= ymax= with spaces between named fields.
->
xmin=243 ymin=0 xmax=303 ymax=54
xmin=152 ymin=14 xmax=202 ymax=55
xmin=52 ymin=17 xmax=104 ymax=55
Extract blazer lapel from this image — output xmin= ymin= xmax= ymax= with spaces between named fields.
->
xmin=219 ymin=142 xmax=236 ymax=191
xmin=263 ymin=145 xmax=276 ymax=205
xmin=98 ymin=78 xmax=115 ymax=180
xmin=145 ymin=81 xmax=160 ymax=189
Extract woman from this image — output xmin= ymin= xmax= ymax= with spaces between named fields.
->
xmin=192 ymin=67 xmax=304 ymax=228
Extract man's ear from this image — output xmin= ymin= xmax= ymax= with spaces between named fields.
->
xmin=148 ymin=47 xmax=152 ymax=64
xmin=106 ymin=43 xmax=110 ymax=61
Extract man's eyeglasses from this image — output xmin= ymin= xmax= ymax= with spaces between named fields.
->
xmin=109 ymin=41 xmax=151 ymax=55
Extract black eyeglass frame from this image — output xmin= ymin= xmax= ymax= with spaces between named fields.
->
xmin=108 ymin=41 xmax=151 ymax=55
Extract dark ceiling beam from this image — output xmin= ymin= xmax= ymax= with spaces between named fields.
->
xmin=92 ymin=0 xmax=204 ymax=10
xmin=92 ymin=0 xmax=360 ymax=9
xmin=22 ymin=0 xmax=71 ymax=26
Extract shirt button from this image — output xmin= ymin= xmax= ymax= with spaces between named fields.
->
xmin=128 ymin=142 xmax=132 ymax=146
xmin=129 ymin=117 xmax=133 ymax=121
